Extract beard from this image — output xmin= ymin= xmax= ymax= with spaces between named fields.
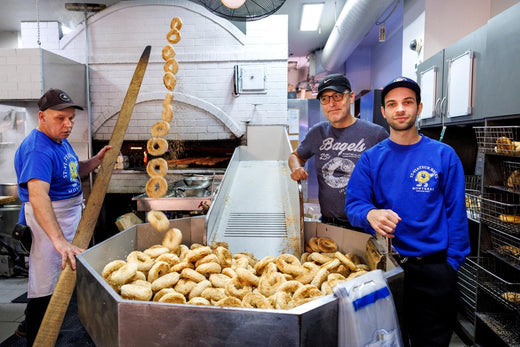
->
xmin=388 ymin=116 xmax=417 ymax=132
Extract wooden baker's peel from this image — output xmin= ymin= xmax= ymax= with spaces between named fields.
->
xmin=33 ymin=45 xmax=151 ymax=346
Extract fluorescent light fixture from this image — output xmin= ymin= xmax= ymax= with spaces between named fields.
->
xmin=222 ymin=0 xmax=246 ymax=9
xmin=300 ymin=3 xmax=324 ymax=31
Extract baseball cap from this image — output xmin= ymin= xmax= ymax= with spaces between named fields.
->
xmin=38 ymin=89 xmax=84 ymax=111
xmin=317 ymin=74 xmax=352 ymax=99
xmin=381 ymin=76 xmax=421 ymax=105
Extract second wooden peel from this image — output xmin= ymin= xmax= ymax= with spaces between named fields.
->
xmin=33 ymin=45 xmax=151 ymax=346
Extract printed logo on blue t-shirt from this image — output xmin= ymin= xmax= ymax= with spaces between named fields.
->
xmin=410 ymin=166 xmax=438 ymax=193
xmin=69 ymin=161 xmax=78 ymax=181
xmin=63 ymin=152 xmax=80 ymax=194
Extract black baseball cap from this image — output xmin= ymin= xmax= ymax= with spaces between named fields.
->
xmin=317 ymin=74 xmax=352 ymax=99
xmin=38 ymin=89 xmax=84 ymax=111
xmin=381 ymin=76 xmax=421 ymax=106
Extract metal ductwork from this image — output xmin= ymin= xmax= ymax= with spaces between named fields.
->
xmin=320 ymin=0 xmax=396 ymax=72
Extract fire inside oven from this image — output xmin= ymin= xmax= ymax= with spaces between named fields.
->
xmin=93 ymin=139 xmax=241 ymax=171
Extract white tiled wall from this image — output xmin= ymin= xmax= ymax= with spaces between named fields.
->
xmin=20 ymin=21 xmax=60 ymax=50
xmin=0 ymin=48 xmax=42 ymax=100
xmin=7 ymin=0 xmax=288 ymax=142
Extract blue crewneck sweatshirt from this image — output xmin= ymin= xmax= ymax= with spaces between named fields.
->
xmin=345 ymin=135 xmax=470 ymax=270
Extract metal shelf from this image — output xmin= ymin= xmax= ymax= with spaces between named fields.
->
xmin=472 ymin=124 xmax=520 ymax=346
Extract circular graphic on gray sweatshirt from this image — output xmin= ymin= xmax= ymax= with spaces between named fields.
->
xmin=322 ymin=157 xmax=355 ymax=188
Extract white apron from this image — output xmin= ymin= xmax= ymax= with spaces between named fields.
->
xmin=25 ymin=194 xmax=83 ymax=298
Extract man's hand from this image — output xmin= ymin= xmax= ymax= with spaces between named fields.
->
xmin=288 ymin=152 xmax=308 ymax=181
xmin=79 ymin=145 xmax=112 ymax=176
xmin=290 ymin=167 xmax=309 ymax=181
xmin=93 ymin=145 xmax=112 ymax=167
xmin=367 ymin=209 xmax=401 ymax=238
xmin=54 ymin=239 xmax=85 ymax=270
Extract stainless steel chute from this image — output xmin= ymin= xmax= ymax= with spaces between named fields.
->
xmin=205 ymin=125 xmax=303 ymax=259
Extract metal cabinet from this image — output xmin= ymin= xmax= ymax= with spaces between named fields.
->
xmin=417 ymin=26 xmax=487 ymax=128
xmin=483 ymin=2 xmax=520 ymax=118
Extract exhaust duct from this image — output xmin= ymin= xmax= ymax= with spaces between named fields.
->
xmin=320 ymin=0 xmax=396 ymax=72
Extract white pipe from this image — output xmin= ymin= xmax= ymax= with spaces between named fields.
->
xmin=84 ymin=11 xmax=95 ymax=192
xmin=320 ymin=0 xmax=395 ymax=72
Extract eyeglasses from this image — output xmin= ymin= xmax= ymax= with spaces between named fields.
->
xmin=319 ymin=91 xmax=349 ymax=105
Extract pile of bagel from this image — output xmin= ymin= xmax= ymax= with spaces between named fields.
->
xmin=499 ymin=244 xmax=520 ymax=259
xmin=145 ymin=16 xmax=183 ymax=198
xmin=101 ymin=211 xmax=371 ymax=309
xmin=495 ymin=136 xmax=520 ymax=155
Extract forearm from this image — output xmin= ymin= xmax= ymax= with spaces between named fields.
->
xmin=288 ymin=152 xmax=308 ymax=181
xmin=78 ymin=156 xmax=102 ymax=177
xmin=79 ymin=145 xmax=111 ymax=177
xmin=288 ymin=152 xmax=304 ymax=170
xmin=29 ymin=190 xmax=66 ymax=245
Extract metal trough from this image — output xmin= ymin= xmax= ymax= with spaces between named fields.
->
xmin=76 ymin=218 xmax=403 ymax=347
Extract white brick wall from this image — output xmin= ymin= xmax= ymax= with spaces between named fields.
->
xmin=58 ymin=0 xmax=288 ymax=141
xmin=0 ymin=0 xmax=288 ymax=143
xmin=0 ymin=48 xmax=42 ymax=99
xmin=21 ymin=21 xmax=60 ymax=50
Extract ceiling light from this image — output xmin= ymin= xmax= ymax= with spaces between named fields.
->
xmin=300 ymin=3 xmax=324 ymax=31
xmin=221 ymin=0 xmax=246 ymax=9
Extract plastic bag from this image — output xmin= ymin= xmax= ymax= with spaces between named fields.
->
xmin=333 ymin=269 xmax=402 ymax=347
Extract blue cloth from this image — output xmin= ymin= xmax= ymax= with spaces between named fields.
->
xmin=345 ymin=135 xmax=470 ymax=271
xmin=14 ymin=129 xmax=82 ymax=224
xmin=296 ymin=119 xmax=388 ymax=222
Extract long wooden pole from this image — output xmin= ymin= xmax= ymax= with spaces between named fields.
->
xmin=33 ymin=45 xmax=151 ymax=346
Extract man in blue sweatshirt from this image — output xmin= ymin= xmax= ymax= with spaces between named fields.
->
xmin=345 ymin=77 xmax=470 ymax=346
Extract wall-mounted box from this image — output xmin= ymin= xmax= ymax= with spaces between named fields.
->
xmin=234 ymin=65 xmax=266 ymax=95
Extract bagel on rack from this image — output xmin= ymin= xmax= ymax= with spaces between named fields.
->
xmin=496 ymin=136 xmax=515 ymax=154
xmin=507 ymin=169 xmax=520 ymax=189
xmin=499 ymin=214 xmax=520 ymax=223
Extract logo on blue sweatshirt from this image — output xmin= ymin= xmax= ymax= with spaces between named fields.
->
xmin=410 ymin=166 xmax=438 ymax=193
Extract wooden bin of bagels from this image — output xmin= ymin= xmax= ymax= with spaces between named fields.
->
xmin=76 ymin=218 xmax=403 ymax=346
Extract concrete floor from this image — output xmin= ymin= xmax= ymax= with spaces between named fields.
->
xmin=0 ymin=276 xmax=27 ymax=343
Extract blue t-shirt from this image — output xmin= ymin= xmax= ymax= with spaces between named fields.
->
xmin=14 ymin=129 xmax=82 ymax=224
xmin=345 ymin=135 xmax=470 ymax=270
xmin=296 ymin=119 xmax=388 ymax=221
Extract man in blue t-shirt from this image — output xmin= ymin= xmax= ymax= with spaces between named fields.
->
xmin=346 ymin=77 xmax=470 ymax=346
xmin=288 ymin=74 xmax=388 ymax=229
xmin=14 ymin=88 xmax=110 ymax=345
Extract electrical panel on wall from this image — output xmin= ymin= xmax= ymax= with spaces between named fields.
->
xmin=234 ymin=65 xmax=267 ymax=95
